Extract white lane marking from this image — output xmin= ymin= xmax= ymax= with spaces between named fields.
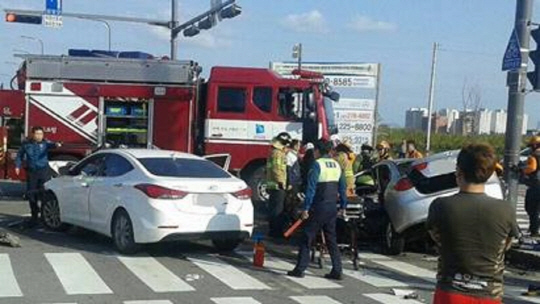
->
xmin=0 ymin=254 xmax=22 ymax=297
xmin=506 ymin=287 xmax=540 ymax=303
xmin=124 ymin=301 xmax=174 ymax=304
xmin=360 ymin=252 xmax=393 ymax=261
xmin=118 ymin=256 xmax=194 ymax=292
xmin=187 ymin=255 xmax=271 ymax=290
xmin=290 ymin=295 xmax=343 ymax=304
xmin=343 ymin=268 xmax=408 ymax=288
xmin=237 ymin=251 xmax=341 ymax=289
xmin=365 ymin=293 xmax=424 ymax=304
xmin=45 ymin=253 xmax=112 ymax=295
xmin=211 ymin=297 xmax=262 ymax=304
xmin=368 ymin=259 xmax=437 ymax=283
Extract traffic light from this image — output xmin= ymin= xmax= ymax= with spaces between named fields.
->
xmin=198 ymin=15 xmax=215 ymax=30
xmin=220 ymin=4 xmax=242 ymax=19
xmin=5 ymin=13 xmax=42 ymax=24
xmin=528 ymin=27 xmax=540 ymax=91
xmin=183 ymin=26 xmax=200 ymax=37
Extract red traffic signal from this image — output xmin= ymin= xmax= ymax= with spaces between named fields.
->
xmin=5 ymin=13 xmax=42 ymax=24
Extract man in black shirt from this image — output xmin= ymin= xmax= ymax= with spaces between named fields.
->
xmin=427 ymin=143 xmax=518 ymax=304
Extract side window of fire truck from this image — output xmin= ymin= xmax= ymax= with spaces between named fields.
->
xmin=103 ymin=154 xmax=134 ymax=177
xmin=278 ymin=89 xmax=301 ymax=119
xmin=253 ymin=87 xmax=272 ymax=113
xmin=217 ymin=87 xmax=247 ymax=113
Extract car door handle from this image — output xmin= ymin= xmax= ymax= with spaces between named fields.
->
xmin=81 ymin=182 xmax=89 ymax=188
xmin=113 ymin=183 xmax=123 ymax=187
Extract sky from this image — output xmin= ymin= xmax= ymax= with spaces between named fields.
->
xmin=1 ymin=0 xmax=540 ymax=129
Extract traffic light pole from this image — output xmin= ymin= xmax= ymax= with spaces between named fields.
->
xmin=170 ymin=0 xmax=179 ymax=60
xmin=504 ymin=0 xmax=533 ymax=210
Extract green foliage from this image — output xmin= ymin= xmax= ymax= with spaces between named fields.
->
xmin=377 ymin=127 xmax=514 ymax=157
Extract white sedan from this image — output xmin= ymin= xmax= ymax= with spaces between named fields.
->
xmin=41 ymin=149 xmax=254 ymax=254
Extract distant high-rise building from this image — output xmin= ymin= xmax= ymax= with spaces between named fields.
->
xmin=491 ymin=109 xmax=507 ymax=134
xmin=405 ymin=108 xmax=428 ymax=131
xmin=523 ymin=114 xmax=529 ymax=135
xmin=537 ymin=120 xmax=540 ymax=130
xmin=439 ymin=108 xmax=459 ymax=133
xmin=474 ymin=109 xmax=492 ymax=135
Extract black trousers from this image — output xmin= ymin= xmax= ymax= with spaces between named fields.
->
xmin=26 ymin=167 xmax=51 ymax=220
xmin=525 ymin=186 xmax=540 ymax=235
xmin=294 ymin=210 xmax=342 ymax=274
xmin=268 ymin=189 xmax=286 ymax=237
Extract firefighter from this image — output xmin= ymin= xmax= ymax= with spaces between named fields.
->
xmin=523 ymin=135 xmax=540 ymax=237
xmin=15 ymin=126 xmax=62 ymax=227
xmin=376 ymin=140 xmax=392 ymax=161
xmin=266 ymin=132 xmax=292 ymax=237
xmin=406 ymin=140 xmax=423 ymax=159
xmin=335 ymin=139 xmax=355 ymax=197
xmin=288 ymin=140 xmax=347 ymax=280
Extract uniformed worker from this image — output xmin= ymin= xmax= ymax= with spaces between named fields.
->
xmin=288 ymin=140 xmax=347 ymax=280
xmin=376 ymin=140 xmax=392 ymax=161
xmin=334 ymin=139 xmax=355 ymax=197
xmin=15 ymin=126 xmax=61 ymax=227
xmin=266 ymin=132 xmax=292 ymax=237
xmin=523 ymin=135 xmax=540 ymax=237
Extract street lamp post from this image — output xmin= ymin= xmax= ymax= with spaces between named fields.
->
xmin=20 ymin=35 xmax=44 ymax=54
xmin=79 ymin=18 xmax=112 ymax=51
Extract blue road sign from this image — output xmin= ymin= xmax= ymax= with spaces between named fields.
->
xmin=502 ymin=29 xmax=522 ymax=71
xmin=46 ymin=0 xmax=62 ymax=15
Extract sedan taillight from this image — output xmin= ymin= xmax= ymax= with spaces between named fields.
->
xmin=394 ymin=178 xmax=414 ymax=191
xmin=135 ymin=184 xmax=188 ymax=200
xmin=232 ymin=188 xmax=252 ymax=200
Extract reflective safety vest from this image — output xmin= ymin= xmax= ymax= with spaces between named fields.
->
xmin=317 ymin=158 xmax=342 ymax=183
xmin=311 ymin=158 xmax=343 ymax=211
xmin=266 ymin=148 xmax=287 ymax=190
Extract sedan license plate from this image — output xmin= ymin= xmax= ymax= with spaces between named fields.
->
xmin=195 ymin=194 xmax=227 ymax=208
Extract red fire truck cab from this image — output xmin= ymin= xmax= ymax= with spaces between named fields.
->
xmin=0 ymin=51 xmax=339 ymax=202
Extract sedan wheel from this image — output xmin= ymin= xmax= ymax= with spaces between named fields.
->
xmin=383 ymin=220 xmax=405 ymax=255
xmin=112 ymin=210 xmax=139 ymax=254
xmin=41 ymin=194 xmax=68 ymax=231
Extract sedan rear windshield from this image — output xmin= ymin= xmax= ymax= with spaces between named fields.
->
xmin=408 ymin=169 xmax=457 ymax=194
xmin=138 ymin=158 xmax=231 ymax=178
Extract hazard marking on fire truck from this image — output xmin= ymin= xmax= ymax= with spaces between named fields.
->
xmin=29 ymin=94 xmax=98 ymax=143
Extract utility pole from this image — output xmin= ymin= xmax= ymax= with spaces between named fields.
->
xmin=504 ymin=0 xmax=533 ymax=209
xmin=425 ymin=42 xmax=439 ymax=152
xmin=170 ymin=0 xmax=179 ymax=60
xmin=292 ymin=43 xmax=302 ymax=71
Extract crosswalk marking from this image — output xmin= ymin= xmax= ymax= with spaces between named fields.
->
xmin=211 ymin=297 xmax=262 ymax=304
xmin=0 ymin=254 xmax=22 ymax=298
xmin=118 ymin=256 xmax=194 ymax=293
xmin=290 ymin=295 xmax=343 ymax=304
xmin=343 ymin=268 xmax=409 ymax=288
xmin=45 ymin=253 xmax=112 ymax=295
xmin=365 ymin=293 xmax=424 ymax=304
xmin=124 ymin=301 xmax=174 ymax=304
xmin=188 ymin=255 xmax=271 ymax=290
xmin=238 ymin=251 xmax=341 ymax=289
xmin=366 ymin=255 xmax=437 ymax=283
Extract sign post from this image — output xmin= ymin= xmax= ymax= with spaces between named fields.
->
xmin=44 ymin=0 xmax=62 ymax=28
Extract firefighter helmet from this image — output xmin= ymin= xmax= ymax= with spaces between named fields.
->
xmin=528 ymin=135 xmax=540 ymax=147
xmin=275 ymin=132 xmax=292 ymax=146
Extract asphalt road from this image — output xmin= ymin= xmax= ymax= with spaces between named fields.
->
xmin=1 ymin=199 xmax=539 ymax=304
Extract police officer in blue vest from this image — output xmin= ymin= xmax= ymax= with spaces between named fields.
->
xmin=288 ymin=140 xmax=347 ymax=280
xmin=15 ymin=126 xmax=61 ymax=227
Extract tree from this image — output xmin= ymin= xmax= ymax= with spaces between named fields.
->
xmin=461 ymin=79 xmax=483 ymax=135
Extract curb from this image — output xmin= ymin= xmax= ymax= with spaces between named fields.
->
xmin=507 ymin=248 xmax=540 ymax=271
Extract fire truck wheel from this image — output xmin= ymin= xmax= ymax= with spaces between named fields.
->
xmin=212 ymin=238 xmax=242 ymax=252
xmin=245 ymin=166 xmax=269 ymax=206
xmin=111 ymin=209 xmax=140 ymax=254
xmin=41 ymin=192 xmax=69 ymax=232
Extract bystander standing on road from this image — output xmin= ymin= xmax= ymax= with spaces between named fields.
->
xmin=376 ymin=141 xmax=392 ymax=161
xmin=288 ymin=140 xmax=347 ymax=280
xmin=522 ymin=135 xmax=540 ymax=237
xmin=407 ymin=140 xmax=423 ymax=159
xmin=15 ymin=126 xmax=62 ymax=227
xmin=427 ymin=143 xmax=518 ymax=304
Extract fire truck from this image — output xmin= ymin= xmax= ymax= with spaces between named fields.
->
xmin=0 ymin=50 xmax=339 ymax=202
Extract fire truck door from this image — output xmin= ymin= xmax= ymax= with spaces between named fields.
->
xmin=152 ymin=98 xmax=192 ymax=152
